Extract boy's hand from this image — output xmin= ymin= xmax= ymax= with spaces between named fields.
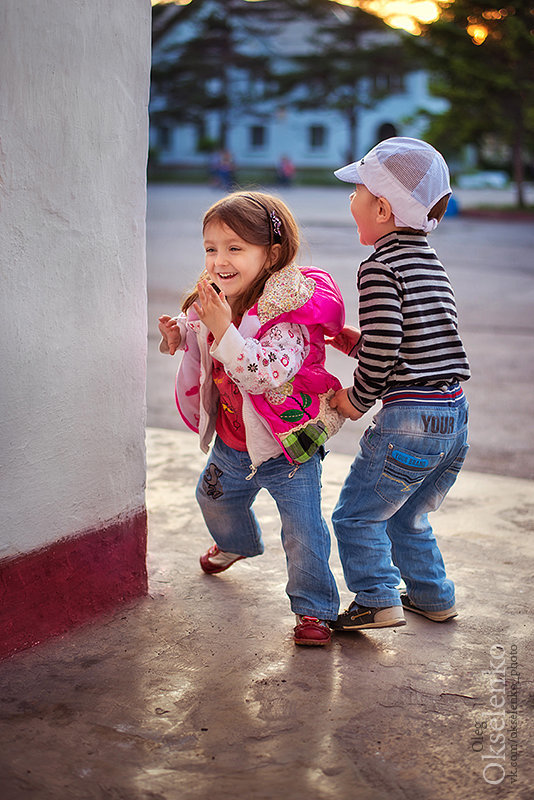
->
xmin=158 ymin=315 xmax=182 ymax=355
xmin=193 ymin=280 xmax=232 ymax=344
xmin=329 ymin=388 xmax=364 ymax=420
xmin=325 ymin=325 xmax=361 ymax=356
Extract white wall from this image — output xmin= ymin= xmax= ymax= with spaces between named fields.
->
xmin=0 ymin=0 xmax=151 ymax=558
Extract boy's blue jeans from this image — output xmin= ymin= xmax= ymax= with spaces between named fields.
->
xmin=196 ymin=436 xmax=340 ymax=620
xmin=332 ymin=397 xmax=469 ymax=612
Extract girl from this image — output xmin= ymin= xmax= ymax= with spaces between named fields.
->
xmin=158 ymin=191 xmax=345 ymax=646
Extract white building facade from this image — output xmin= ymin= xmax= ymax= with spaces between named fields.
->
xmin=151 ymin=1 xmax=446 ymax=170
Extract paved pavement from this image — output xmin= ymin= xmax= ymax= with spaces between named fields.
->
xmin=1 ymin=185 xmax=533 ymax=799
xmin=1 ymin=427 xmax=532 ymax=799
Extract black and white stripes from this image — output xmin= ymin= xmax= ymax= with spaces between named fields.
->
xmin=349 ymin=231 xmax=470 ymax=413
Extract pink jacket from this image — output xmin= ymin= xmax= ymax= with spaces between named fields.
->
xmin=174 ymin=264 xmax=345 ymax=468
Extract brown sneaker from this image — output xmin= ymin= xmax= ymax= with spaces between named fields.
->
xmin=294 ymin=615 xmax=332 ymax=646
xmin=400 ymin=593 xmax=457 ymax=622
xmin=329 ymin=601 xmax=406 ymax=631
xmin=199 ymin=544 xmax=245 ymax=575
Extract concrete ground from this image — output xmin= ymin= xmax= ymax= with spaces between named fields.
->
xmin=1 ymin=429 xmax=532 ymax=799
xmin=2 ymin=185 xmax=533 ymax=799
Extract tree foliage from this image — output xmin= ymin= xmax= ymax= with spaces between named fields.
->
xmin=275 ymin=4 xmax=410 ymax=160
xmin=151 ymin=0 xmax=275 ymax=147
xmin=151 ymin=0 xmax=410 ymax=159
xmin=409 ymin=0 xmax=534 ymax=206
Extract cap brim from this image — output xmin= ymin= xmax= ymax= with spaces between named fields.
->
xmin=334 ymin=162 xmax=363 ymax=184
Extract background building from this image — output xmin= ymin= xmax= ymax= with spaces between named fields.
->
xmin=150 ymin=0 xmax=447 ymax=172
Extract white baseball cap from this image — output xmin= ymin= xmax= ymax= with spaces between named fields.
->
xmin=334 ymin=137 xmax=451 ymax=233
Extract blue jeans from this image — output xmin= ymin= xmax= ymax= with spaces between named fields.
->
xmin=332 ymin=397 xmax=469 ymax=611
xmin=196 ymin=436 xmax=339 ymax=620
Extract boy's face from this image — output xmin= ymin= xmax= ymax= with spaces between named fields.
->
xmin=349 ymin=184 xmax=380 ymax=246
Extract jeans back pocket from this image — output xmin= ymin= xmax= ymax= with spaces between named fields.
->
xmin=375 ymin=443 xmax=443 ymax=505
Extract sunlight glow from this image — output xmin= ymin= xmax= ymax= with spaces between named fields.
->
xmin=365 ymin=0 xmax=441 ymax=31
xmin=151 ymin=0 xmax=192 ymax=6
xmin=467 ymin=23 xmax=489 ymax=44
xmin=482 ymin=9 xmax=508 ymax=20
xmin=387 ymin=15 xmax=420 ymax=34
xmin=150 ymin=0 xmax=451 ymax=36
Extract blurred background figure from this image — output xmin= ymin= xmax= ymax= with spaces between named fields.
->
xmin=213 ymin=150 xmax=236 ymax=192
xmin=277 ymin=155 xmax=296 ymax=186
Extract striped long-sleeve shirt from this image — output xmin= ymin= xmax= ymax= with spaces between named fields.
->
xmin=349 ymin=230 xmax=470 ymax=413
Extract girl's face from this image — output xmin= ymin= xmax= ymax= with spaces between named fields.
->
xmin=203 ymin=220 xmax=270 ymax=302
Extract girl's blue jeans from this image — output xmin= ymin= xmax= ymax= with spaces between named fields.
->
xmin=196 ymin=436 xmax=340 ymax=620
xmin=332 ymin=397 xmax=469 ymax=612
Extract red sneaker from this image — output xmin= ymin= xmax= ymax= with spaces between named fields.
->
xmin=293 ymin=615 xmax=332 ymax=646
xmin=199 ymin=544 xmax=246 ymax=575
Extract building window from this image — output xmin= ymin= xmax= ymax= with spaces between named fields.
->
xmin=309 ymin=125 xmax=327 ymax=150
xmin=195 ymin=121 xmax=216 ymax=153
xmin=158 ymin=125 xmax=172 ymax=151
xmin=372 ymin=73 xmax=405 ymax=94
xmin=389 ymin=73 xmax=405 ymax=93
xmin=250 ymin=125 xmax=266 ymax=149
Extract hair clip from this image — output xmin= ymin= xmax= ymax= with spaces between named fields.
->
xmin=270 ymin=211 xmax=282 ymax=241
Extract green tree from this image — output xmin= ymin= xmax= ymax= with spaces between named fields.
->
xmin=410 ymin=0 xmax=534 ymax=207
xmin=152 ymin=2 xmax=196 ymax=47
xmin=275 ymin=4 xmax=410 ymax=161
xmin=151 ymin=0 xmax=411 ymax=162
xmin=151 ymin=0 xmax=277 ymax=149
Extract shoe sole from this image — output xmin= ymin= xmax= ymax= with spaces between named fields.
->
xmin=200 ymin=556 xmax=245 ymax=575
xmin=294 ymin=638 xmax=330 ymax=646
xmin=331 ymin=619 xmax=406 ymax=631
xmin=403 ymin=605 xmax=458 ymax=622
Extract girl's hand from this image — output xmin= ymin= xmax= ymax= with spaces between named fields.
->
xmin=158 ymin=315 xmax=182 ymax=355
xmin=325 ymin=325 xmax=361 ymax=356
xmin=329 ymin=388 xmax=365 ymax=420
xmin=193 ymin=280 xmax=232 ymax=343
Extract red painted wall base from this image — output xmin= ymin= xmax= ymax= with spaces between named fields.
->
xmin=0 ymin=508 xmax=148 ymax=660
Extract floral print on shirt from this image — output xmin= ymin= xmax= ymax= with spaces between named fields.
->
xmin=224 ymin=322 xmax=308 ymax=395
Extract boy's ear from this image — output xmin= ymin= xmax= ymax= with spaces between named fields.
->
xmin=376 ymin=196 xmax=393 ymax=224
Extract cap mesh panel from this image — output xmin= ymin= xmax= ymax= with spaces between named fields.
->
xmin=381 ymin=150 xmax=433 ymax=195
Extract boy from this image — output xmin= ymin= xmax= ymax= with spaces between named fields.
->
xmin=329 ymin=137 xmax=470 ymax=631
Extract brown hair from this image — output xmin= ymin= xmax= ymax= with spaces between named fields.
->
xmin=398 ymin=193 xmax=451 ymax=233
xmin=181 ymin=191 xmax=300 ymax=319
xmin=428 ymin=193 xmax=450 ymax=223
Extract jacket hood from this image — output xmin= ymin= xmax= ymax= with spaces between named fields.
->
xmin=254 ymin=264 xmax=344 ymax=335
